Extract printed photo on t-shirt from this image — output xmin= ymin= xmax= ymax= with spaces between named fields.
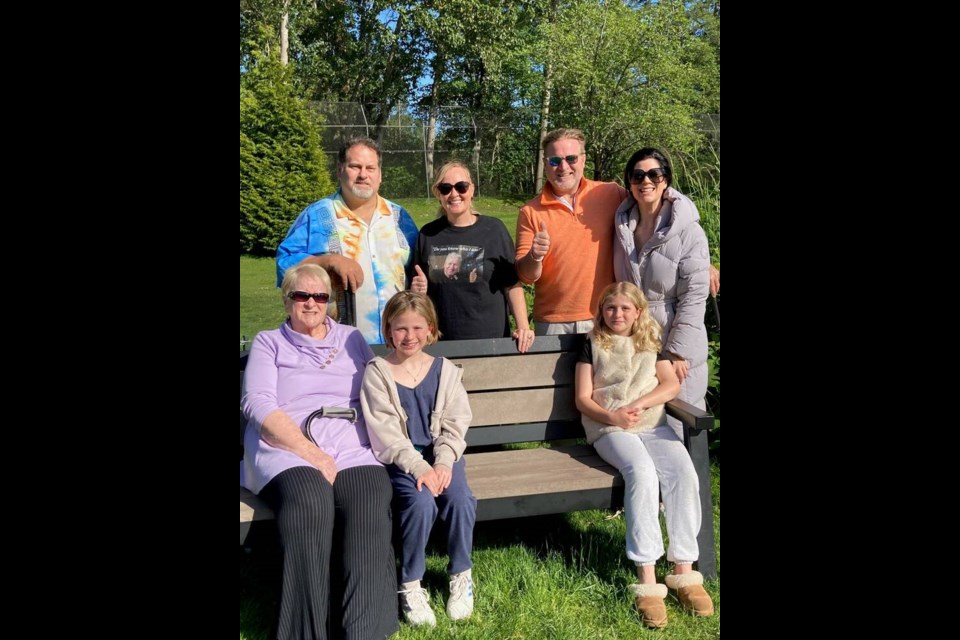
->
xmin=427 ymin=245 xmax=484 ymax=283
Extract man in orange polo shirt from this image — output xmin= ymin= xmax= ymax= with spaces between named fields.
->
xmin=516 ymin=128 xmax=627 ymax=335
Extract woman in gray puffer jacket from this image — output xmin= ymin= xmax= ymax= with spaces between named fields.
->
xmin=613 ymin=148 xmax=712 ymax=435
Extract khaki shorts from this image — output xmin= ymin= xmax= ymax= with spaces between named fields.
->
xmin=534 ymin=319 xmax=594 ymax=336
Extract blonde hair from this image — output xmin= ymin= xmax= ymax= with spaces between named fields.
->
xmin=280 ymin=263 xmax=338 ymax=320
xmin=542 ymin=128 xmax=585 ymax=154
xmin=431 ymin=161 xmax=476 ymax=218
xmin=381 ymin=291 xmax=441 ymax=349
xmin=591 ymin=282 xmax=661 ymax=354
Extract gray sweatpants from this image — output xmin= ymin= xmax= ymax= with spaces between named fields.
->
xmin=593 ymin=426 xmax=701 ymax=566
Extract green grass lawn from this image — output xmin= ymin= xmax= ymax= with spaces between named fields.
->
xmin=240 ymin=465 xmax=719 ymax=639
xmin=397 ymin=196 xmax=526 ymax=241
xmin=240 ymin=256 xmax=286 ymax=349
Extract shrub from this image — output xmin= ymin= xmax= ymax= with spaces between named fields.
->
xmin=240 ymin=51 xmax=334 ymax=256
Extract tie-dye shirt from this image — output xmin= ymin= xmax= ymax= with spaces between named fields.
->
xmin=276 ymin=191 xmax=418 ymax=344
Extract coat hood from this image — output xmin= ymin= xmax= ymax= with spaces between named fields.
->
xmin=615 ymin=187 xmax=701 ymax=247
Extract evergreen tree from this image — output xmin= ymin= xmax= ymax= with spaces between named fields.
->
xmin=240 ymin=49 xmax=334 ymax=255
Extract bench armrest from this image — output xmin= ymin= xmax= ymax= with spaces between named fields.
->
xmin=665 ymin=398 xmax=714 ymax=433
xmin=665 ymin=398 xmax=716 ymax=579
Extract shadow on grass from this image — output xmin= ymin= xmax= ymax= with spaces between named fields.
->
xmin=240 ymin=509 xmax=632 ymax=640
xmin=240 ymin=523 xmax=281 ymax=640
xmin=241 ymin=467 xmax=719 ymax=639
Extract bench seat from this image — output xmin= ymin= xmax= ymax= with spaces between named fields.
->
xmin=239 ymin=335 xmax=716 ymax=579
xmin=240 ymin=443 xmax=622 ymax=544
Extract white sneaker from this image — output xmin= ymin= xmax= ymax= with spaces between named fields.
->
xmin=446 ymin=570 xmax=475 ymax=620
xmin=399 ymin=584 xmax=436 ymax=627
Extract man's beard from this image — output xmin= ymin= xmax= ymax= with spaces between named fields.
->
xmin=348 ymin=184 xmax=375 ymax=199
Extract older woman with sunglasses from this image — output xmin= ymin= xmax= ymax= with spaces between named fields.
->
xmin=241 ymin=263 xmax=398 ymax=640
xmin=410 ymin=161 xmax=535 ymax=352
xmin=613 ymin=148 xmax=712 ymax=442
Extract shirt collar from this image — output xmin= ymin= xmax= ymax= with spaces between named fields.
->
xmin=281 ymin=316 xmax=335 ymax=348
xmin=333 ymin=190 xmax=394 ymax=219
xmin=540 ymin=177 xmax=586 ymax=206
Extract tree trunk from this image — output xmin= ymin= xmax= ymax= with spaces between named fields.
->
xmin=372 ymin=105 xmax=389 ymax=145
xmin=472 ymin=136 xmax=481 ymax=194
xmin=536 ymin=0 xmax=558 ymax=193
xmin=425 ymin=58 xmax=442 ymax=197
xmin=536 ymin=60 xmax=553 ymax=193
xmin=280 ymin=1 xmax=290 ymax=65
xmin=371 ymin=11 xmax=405 ymax=143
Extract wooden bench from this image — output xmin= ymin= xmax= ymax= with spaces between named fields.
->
xmin=239 ymin=334 xmax=716 ymax=579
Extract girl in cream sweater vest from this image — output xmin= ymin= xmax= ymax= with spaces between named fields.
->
xmin=575 ymin=282 xmax=714 ymax=629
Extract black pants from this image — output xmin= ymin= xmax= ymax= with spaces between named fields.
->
xmin=261 ymin=465 xmax=399 ymax=640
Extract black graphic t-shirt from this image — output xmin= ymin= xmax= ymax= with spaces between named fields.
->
xmin=414 ymin=215 xmax=520 ymax=340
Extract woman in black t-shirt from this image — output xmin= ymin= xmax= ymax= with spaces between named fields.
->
xmin=410 ymin=162 xmax=535 ymax=352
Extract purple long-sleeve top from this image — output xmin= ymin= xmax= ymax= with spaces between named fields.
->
xmin=240 ymin=317 xmax=381 ymax=494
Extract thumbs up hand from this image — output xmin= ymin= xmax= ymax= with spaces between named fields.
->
xmin=531 ymin=221 xmax=550 ymax=262
xmin=411 ymin=265 xmax=428 ymax=294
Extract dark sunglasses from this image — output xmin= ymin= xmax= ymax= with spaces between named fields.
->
xmin=629 ymin=168 xmax=667 ymax=184
xmin=437 ymin=181 xmax=471 ymax=195
xmin=288 ymin=291 xmax=330 ymax=303
xmin=547 ymin=154 xmax=581 ymax=168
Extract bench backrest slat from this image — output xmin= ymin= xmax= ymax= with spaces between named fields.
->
xmin=451 ymin=352 xmax=577 ymax=391
xmin=468 ymin=387 xmax=577 ymax=427
xmin=373 ymin=335 xmax=586 ymax=447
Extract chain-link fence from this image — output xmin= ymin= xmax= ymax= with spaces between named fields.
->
xmin=310 ymin=102 xmax=719 ymax=198
xmin=696 ymin=114 xmax=720 ymax=153
xmin=310 ymin=102 xmax=499 ymax=197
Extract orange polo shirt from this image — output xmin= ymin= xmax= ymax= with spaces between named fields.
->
xmin=516 ymin=178 xmax=627 ymax=322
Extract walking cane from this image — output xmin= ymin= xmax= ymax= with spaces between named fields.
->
xmin=304 ymin=407 xmax=359 ymax=445
xmin=340 ymin=288 xmax=357 ymax=327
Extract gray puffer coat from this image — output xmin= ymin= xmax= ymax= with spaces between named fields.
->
xmin=613 ymin=187 xmax=711 ymax=428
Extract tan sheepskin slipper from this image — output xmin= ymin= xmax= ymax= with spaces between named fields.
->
xmin=628 ymin=583 xmax=668 ymax=629
xmin=665 ymin=571 xmax=714 ymax=616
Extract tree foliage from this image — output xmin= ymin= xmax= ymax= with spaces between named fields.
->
xmin=548 ymin=0 xmax=718 ymax=181
xmin=287 ymin=2 xmax=430 ymax=137
xmin=411 ymin=1 xmax=550 ymax=195
xmin=239 ymin=0 xmax=720 ymax=234
xmin=240 ymin=48 xmax=334 ymax=255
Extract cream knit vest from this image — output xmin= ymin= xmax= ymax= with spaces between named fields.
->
xmin=581 ymin=334 xmax=666 ymax=444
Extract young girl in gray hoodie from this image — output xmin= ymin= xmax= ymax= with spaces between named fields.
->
xmin=361 ymin=291 xmax=476 ymax=628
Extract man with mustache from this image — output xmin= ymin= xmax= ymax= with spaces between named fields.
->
xmin=277 ymin=137 xmax=418 ymax=344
